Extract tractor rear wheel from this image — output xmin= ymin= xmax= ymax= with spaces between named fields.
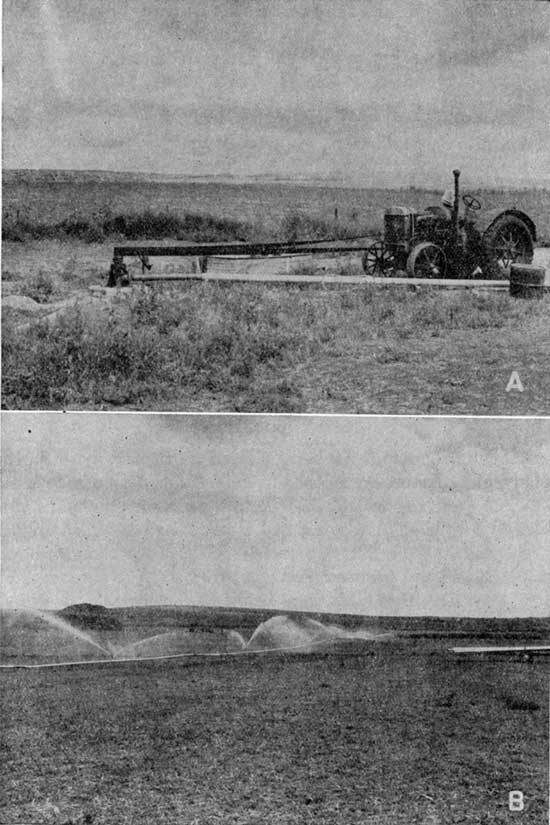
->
xmin=406 ymin=243 xmax=447 ymax=278
xmin=482 ymin=215 xmax=534 ymax=277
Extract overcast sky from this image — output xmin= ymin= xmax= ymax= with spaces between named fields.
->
xmin=2 ymin=413 xmax=549 ymax=617
xmin=3 ymin=0 xmax=549 ymax=186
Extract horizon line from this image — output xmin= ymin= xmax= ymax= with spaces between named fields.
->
xmin=3 ymin=602 xmax=549 ymax=621
xmin=4 ymin=167 xmax=549 ymax=191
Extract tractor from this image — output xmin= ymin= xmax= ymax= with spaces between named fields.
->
xmin=362 ymin=170 xmax=536 ymax=279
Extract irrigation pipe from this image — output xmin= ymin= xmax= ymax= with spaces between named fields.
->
xmin=0 ymin=634 xmax=345 ymax=670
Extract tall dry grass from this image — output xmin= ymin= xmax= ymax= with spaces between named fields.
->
xmin=3 ymin=284 xmax=545 ymax=410
xmin=2 ymin=209 xmax=376 ymax=244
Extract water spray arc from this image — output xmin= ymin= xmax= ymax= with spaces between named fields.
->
xmin=0 ymin=613 xmax=391 ymax=671
xmin=27 ymin=609 xmax=113 ymax=656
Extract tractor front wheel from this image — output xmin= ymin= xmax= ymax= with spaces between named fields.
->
xmin=482 ymin=215 xmax=534 ymax=277
xmin=406 ymin=243 xmax=447 ymax=278
xmin=362 ymin=242 xmax=394 ymax=276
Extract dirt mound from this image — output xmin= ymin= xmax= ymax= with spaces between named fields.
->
xmin=2 ymin=295 xmax=43 ymax=313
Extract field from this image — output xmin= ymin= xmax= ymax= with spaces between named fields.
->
xmin=3 ymin=258 xmax=550 ymax=414
xmin=1 ymin=606 xmax=548 ymax=825
xmin=2 ymin=172 xmax=550 ymax=413
xmin=4 ymin=170 xmax=550 ymax=241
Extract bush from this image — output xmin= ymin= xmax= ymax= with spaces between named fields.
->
xmin=1 ymin=285 xmax=313 ymax=407
xmin=58 ymin=218 xmax=106 ymax=243
xmin=19 ymin=270 xmax=58 ymax=303
xmin=2 ymin=215 xmax=57 ymax=242
xmin=3 ymin=282 xmax=549 ymax=411
xmin=279 ymin=211 xmax=333 ymax=241
xmin=1 ymin=208 xmax=376 ymax=244
xmin=2 ymin=210 xmax=256 ymax=244
xmin=1 ymin=269 xmax=20 ymax=282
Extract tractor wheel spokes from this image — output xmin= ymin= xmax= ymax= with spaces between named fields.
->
xmin=482 ymin=215 xmax=534 ymax=278
xmin=362 ymin=242 xmax=394 ymax=276
xmin=406 ymin=242 xmax=447 ymax=278
xmin=418 ymin=247 xmax=444 ymax=276
xmin=495 ymin=229 xmax=525 ymax=267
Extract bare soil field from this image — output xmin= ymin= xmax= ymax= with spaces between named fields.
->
xmin=1 ymin=606 xmax=548 ymax=824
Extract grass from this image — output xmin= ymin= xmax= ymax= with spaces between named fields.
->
xmin=3 ymin=172 xmax=549 ymax=243
xmin=3 ymin=283 xmax=550 ymax=412
xmin=1 ymin=606 xmax=548 ymax=824
xmin=2 ymin=173 xmax=549 ymax=413
xmin=18 ymin=270 xmax=60 ymax=303
xmin=2 ymin=210 xmax=255 ymax=244
xmin=1 ymin=208 xmax=374 ymax=245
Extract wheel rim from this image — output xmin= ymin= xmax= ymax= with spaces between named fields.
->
xmin=363 ymin=243 xmax=393 ymax=276
xmin=491 ymin=226 xmax=531 ymax=269
xmin=415 ymin=246 xmax=445 ymax=278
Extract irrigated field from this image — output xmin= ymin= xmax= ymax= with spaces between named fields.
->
xmin=1 ymin=607 xmax=548 ymax=825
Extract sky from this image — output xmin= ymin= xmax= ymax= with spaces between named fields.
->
xmin=2 ymin=0 xmax=549 ymax=186
xmin=2 ymin=413 xmax=549 ymax=617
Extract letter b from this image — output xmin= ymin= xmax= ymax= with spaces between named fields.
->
xmin=509 ymin=790 xmax=524 ymax=811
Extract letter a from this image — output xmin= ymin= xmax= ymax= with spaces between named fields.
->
xmin=505 ymin=371 xmax=524 ymax=392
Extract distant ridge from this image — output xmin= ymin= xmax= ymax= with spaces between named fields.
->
xmin=2 ymin=168 xmax=352 ymax=188
xmin=4 ymin=168 xmax=548 ymax=191
xmin=49 ymin=603 xmax=550 ymax=638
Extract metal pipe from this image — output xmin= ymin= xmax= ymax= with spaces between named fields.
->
xmin=113 ymin=243 xmax=374 ymax=258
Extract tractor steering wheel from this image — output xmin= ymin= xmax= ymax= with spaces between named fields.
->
xmin=462 ymin=194 xmax=481 ymax=211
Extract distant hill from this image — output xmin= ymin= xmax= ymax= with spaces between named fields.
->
xmin=4 ymin=168 xmax=194 ymax=186
xmin=54 ymin=602 xmax=550 ymax=640
xmin=5 ymin=168 xmax=548 ymax=191
xmin=2 ymin=168 xmax=351 ymax=188
xmin=58 ymin=603 xmax=122 ymax=631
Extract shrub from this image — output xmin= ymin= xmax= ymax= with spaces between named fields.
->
xmin=279 ymin=211 xmax=333 ymax=241
xmin=2 ymin=206 xmax=378 ymax=245
xmin=501 ymin=692 xmax=540 ymax=712
xmin=58 ymin=218 xmax=106 ymax=243
xmin=1 ymin=269 xmax=20 ymax=282
xmin=3 ymin=283 xmax=549 ymax=411
xmin=2 ymin=210 xmax=256 ymax=244
xmin=2 ymin=215 xmax=56 ymax=242
xmin=19 ymin=270 xmax=57 ymax=303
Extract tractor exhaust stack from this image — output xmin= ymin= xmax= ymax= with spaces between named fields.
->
xmin=452 ymin=168 xmax=461 ymax=247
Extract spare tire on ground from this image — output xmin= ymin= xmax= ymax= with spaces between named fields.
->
xmin=509 ymin=263 xmax=546 ymax=299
